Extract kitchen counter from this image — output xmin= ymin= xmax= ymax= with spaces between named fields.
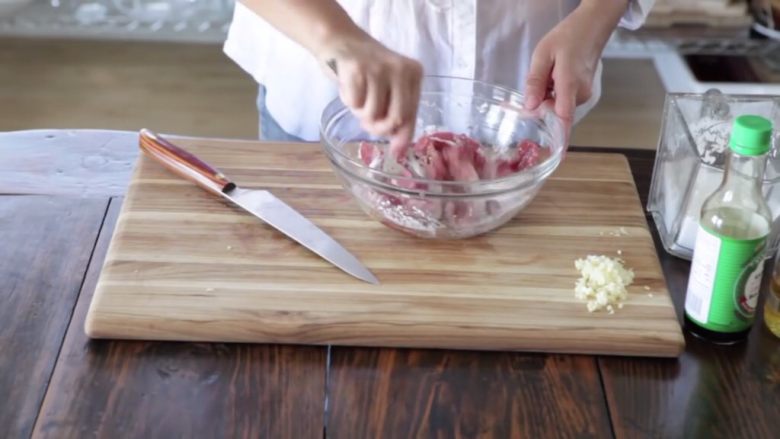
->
xmin=1 ymin=129 xmax=778 ymax=438
xmin=604 ymin=29 xmax=780 ymax=95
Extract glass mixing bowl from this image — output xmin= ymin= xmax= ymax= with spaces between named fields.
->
xmin=320 ymin=76 xmax=567 ymax=239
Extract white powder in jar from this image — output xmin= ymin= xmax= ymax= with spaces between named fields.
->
xmin=690 ymin=118 xmax=730 ymax=167
xmin=660 ymin=117 xmax=730 ymax=252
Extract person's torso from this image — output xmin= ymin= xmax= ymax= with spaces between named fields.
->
xmin=224 ymin=0 xmax=596 ymax=140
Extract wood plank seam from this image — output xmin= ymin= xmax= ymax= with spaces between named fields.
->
xmin=28 ymin=198 xmax=112 ymax=437
xmin=323 ymin=344 xmax=332 ymax=439
xmin=596 ymin=357 xmax=618 ymax=439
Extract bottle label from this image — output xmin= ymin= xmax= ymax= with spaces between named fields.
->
xmin=685 ymin=225 xmax=766 ymax=332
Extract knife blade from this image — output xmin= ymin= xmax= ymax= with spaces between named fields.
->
xmin=138 ymin=129 xmax=379 ymax=284
xmin=226 ymin=187 xmax=378 ymax=284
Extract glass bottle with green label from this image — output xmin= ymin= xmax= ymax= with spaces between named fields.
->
xmin=684 ymin=115 xmax=773 ymax=343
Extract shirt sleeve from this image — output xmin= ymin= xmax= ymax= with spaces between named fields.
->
xmin=618 ymin=0 xmax=656 ymax=30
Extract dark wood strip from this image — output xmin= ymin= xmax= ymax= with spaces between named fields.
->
xmin=33 ymin=199 xmax=327 ymax=439
xmin=0 ymin=196 xmax=107 ymax=439
xmin=599 ymin=262 xmax=780 ymax=439
xmin=326 ymin=348 xmax=612 ymax=438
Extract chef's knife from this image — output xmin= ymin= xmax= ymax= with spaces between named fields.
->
xmin=138 ymin=129 xmax=379 ymax=285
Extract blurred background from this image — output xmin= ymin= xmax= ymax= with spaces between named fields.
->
xmin=1 ymin=0 xmax=779 ymax=149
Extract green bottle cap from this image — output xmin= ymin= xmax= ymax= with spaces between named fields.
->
xmin=728 ymin=115 xmax=773 ymax=156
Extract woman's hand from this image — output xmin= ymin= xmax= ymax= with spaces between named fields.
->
xmin=524 ymin=0 xmax=628 ymax=128
xmin=240 ymin=0 xmax=422 ymax=156
xmin=320 ymin=34 xmax=423 ymax=157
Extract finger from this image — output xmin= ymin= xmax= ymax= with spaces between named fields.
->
xmin=552 ymin=73 xmax=577 ymax=127
xmin=524 ymin=47 xmax=554 ymax=110
xmin=405 ymin=67 xmax=422 ymax=125
xmin=389 ymin=66 xmax=422 ymax=158
xmin=389 ymin=122 xmax=414 ymax=160
xmin=399 ymin=64 xmax=422 ymax=138
xmin=362 ymin=72 xmax=390 ymax=122
xmin=340 ymin=66 xmax=367 ymax=110
xmin=551 ymin=82 xmax=575 ymax=147
xmin=372 ymin=73 xmax=411 ymax=136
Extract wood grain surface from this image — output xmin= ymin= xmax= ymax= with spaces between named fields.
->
xmin=599 ymin=232 xmax=780 ymax=439
xmin=0 ymin=130 xmax=138 ymax=197
xmin=34 ymin=199 xmax=327 ymax=439
xmin=327 ymin=348 xmax=612 ymax=438
xmin=0 ymin=196 xmax=107 ymax=439
xmin=84 ymin=137 xmax=684 ymax=357
xmin=0 ymin=38 xmax=258 ymax=139
xmin=1 ymin=129 xmax=777 ymax=438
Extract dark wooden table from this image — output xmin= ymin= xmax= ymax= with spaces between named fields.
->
xmin=2 ymin=130 xmax=779 ymax=439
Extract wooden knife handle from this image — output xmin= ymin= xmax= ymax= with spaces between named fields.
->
xmin=139 ymin=129 xmax=236 ymax=195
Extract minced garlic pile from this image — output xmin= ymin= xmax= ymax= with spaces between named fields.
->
xmin=574 ymin=255 xmax=635 ymax=314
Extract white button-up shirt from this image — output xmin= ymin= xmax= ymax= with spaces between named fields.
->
xmin=224 ymin=0 xmax=654 ymax=141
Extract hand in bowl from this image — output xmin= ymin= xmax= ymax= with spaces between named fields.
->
xmin=320 ymin=33 xmax=423 ymax=160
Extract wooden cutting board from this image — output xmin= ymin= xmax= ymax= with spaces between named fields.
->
xmin=85 ymin=136 xmax=685 ymax=357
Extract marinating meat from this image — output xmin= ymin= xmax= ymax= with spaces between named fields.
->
xmin=354 ymin=131 xmax=544 ymax=236
xmin=358 ymin=131 xmax=542 ymax=182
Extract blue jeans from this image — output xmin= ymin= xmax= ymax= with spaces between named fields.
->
xmin=256 ymin=86 xmax=305 ymax=142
